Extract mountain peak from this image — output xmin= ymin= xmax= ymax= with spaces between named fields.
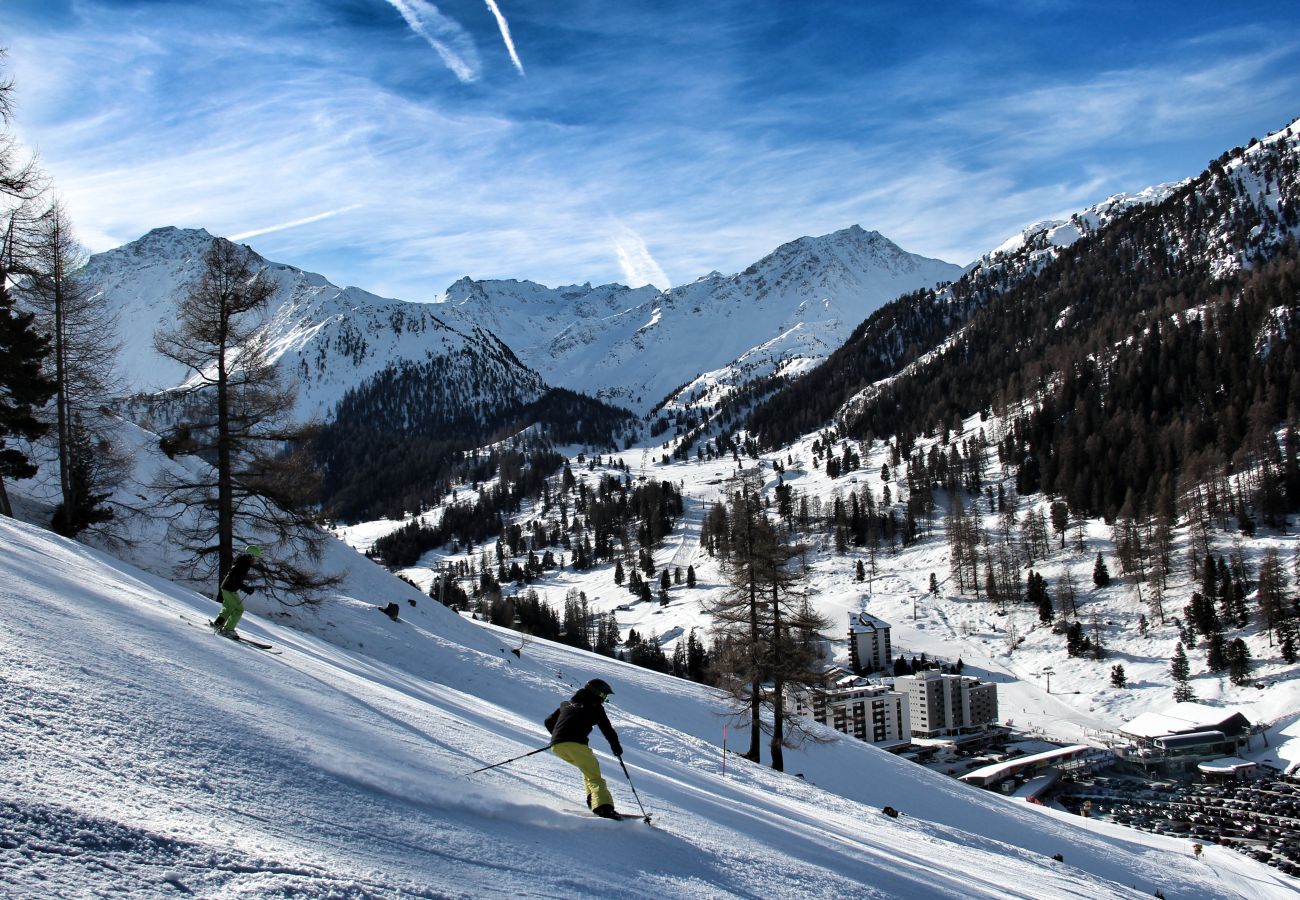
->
xmin=119 ymin=226 xmax=217 ymax=258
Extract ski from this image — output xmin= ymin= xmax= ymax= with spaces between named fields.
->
xmin=193 ymin=616 xmax=279 ymax=652
xmin=563 ymin=808 xmax=653 ymax=825
xmin=214 ymin=628 xmax=276 ymax=651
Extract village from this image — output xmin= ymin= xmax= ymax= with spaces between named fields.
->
xmin=795 ymin=610 xmax=1300 ymax=877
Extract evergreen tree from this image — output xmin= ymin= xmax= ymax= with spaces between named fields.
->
xmin=1227 ymin=638 xmax=1252 ymax=686
xmin=1092 ymin=552 xmax=1111 ymax=588
xmin=0 ymin=59 xmax=54 ymax=517
xmin=0 ymin=262 xmax=54 ymax=515
xmin=1205 ymin=631 xmax=1229 ymax=672
xmin=1027 ymin=569 xmax=1053 ymax=623
xmin=1171 ymin=642 xmax=1195 ymax=701
xmin=1109 ymin=664 xmax=1127 ymax=688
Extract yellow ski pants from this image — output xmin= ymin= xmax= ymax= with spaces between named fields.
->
xmin=216 ymin=588 xmax=245 ymax=631
xmin=551 ymin=742 xmax=613 ymax=809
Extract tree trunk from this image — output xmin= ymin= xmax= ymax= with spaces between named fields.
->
xmin=744 ymin=484 xmax=761 ymax=762
xmin=216 ymin=310 xmax=233 ymax=583
xmin=770 ymin=675 xmax=785 ymax=772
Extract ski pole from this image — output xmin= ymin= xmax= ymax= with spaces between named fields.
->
xmin=465 ymin=744 xmax=551 ymax=776
xmin=618 ymin=756 xmax=652 ymax=823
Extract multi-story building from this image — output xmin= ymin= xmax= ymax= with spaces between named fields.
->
xmin=794 ymin=678 xmax=910 ymax=746
xmin=894 ymin=671 xmax=998 ymax=737
xmin=848 ymin=611 xmax=892 ymax=674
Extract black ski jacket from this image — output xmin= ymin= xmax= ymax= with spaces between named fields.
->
xmin=221 ymin=553 xmax=256 ymax=594
xmin=546 ymin=687 xmax=622 ymax=756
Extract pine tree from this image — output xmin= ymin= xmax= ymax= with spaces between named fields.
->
xmin=23 ymin=200 xmax=125 ymax=535
xmin=1110 ymin=664 xmax=1127 ymax=688
xmin=1256 ymin=547 xmax=1288 ymax=645
xmin=709 ymin=476 xmax=827 ymax=770
xmin=0 ymin=58 xmax=55 ymax=517
xmin=153 ymin=238 xmax=335 ymax=600
xmin=1093 ymin=552 xmax=1111 ymax=588
xmin=1171 ymin=642 xmax=1195 ymax=701
xmin=1227 ymin=638 xmax=1252 ymax=686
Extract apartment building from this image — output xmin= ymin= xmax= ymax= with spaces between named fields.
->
xmin=848 ymin=611 xmax=892 ymax=674
xmin=894 ymin=670 xmax=998 ymax=737
xmin=794 ymin=679 xmax=910 ymax=746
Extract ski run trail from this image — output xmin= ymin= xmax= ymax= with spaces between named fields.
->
xmin=2 ymin=516 xmax=1296 ymax=898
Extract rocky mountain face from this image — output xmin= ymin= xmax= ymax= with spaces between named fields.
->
xmin=81 ymin=227 xmax=548 ymax=424
xmin=434 ymin=225 xmax=963 ymax=414
xmin=84 ymin=222 xmax=963 ymax=434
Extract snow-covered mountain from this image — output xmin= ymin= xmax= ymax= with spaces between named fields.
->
xmin=436 ymin=225 xmax=962 ymax=413
xmin=83 ymin=223 xmax=958 ymax=423
xmin=82 ymin=227 xmax=546 ymax=422
xmin=975 ymin=183 xmax=1184 ymax=282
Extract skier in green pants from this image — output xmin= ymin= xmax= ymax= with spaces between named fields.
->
xmin=213 ymin=545 xmax=262 ymax=634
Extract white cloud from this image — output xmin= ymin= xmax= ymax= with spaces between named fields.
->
xmin=611 ymin=222 xmax=670 ymax=289
xmin=383 ymin=0 xmax=480 ymax=83
xmin=227 ymin=204 xmax=365 ymax=242
xmin=484 ymin=0 xmax=525 ymax=76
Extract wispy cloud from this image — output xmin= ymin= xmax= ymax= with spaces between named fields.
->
xmin=9 ymin=2 xmax=1300 ymax=300
xmin=610 ymin=221 xmax=670 ymax=289
xmin=484 ymin=0 xmax=525 ymax=76
xmin=382 ymin=0 xmax=480 ymax=82
xmin=228 ymin=204 xmax=365 ymax=242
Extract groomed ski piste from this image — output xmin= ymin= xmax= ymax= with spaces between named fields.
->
xmin=3 ymin=514 xmax=1296 ymax=899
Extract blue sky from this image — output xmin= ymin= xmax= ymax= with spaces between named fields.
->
xmin=6 ymin=0 xmax=1300 ymax=299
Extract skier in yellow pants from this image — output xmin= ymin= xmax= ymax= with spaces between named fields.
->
xmin=545 ymin=678 xmax=624 ymax=819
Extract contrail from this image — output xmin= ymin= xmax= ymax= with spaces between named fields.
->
xmin=484 ymin=0 xmax=525 ymax=76
xmin=384 ymin=0 xmax=480 ymax=83
xmin=612 ymin=222 xmax=670 ymax=290
xmin=228 ymin=204 xmax=365 ymax=242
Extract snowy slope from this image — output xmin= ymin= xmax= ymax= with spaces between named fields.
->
xmin=436 ymin=225 xmax=962 ymax=412
xmin=80 ymin=227 xmax=546 ymax=421
xmin=3 ymin=513 xmax=1293 ymax=899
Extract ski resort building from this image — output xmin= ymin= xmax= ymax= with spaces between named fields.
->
xmin=794 ymin=679 xmax=910 ymax=747
xmin=847 ymin=611 xmax=892 ymax=674
xmin=1116 ymin=703 xmax=1253 ymax=775
xmin=894 ymin=671 xmax=999 ymax=737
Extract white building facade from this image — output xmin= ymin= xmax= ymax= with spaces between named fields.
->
xmin=848 ymin=611 xmax=893 ymax=674
xmin=894 ymin=671 xmax=998 ymax=737
xmin=795 ymin=679 xmax=910 ymax=746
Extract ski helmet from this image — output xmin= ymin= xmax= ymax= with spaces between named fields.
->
xmin=244 ymin=545 xmax=263 ymax=558
xmin=585 ymin=678 xmax=614 ymax=699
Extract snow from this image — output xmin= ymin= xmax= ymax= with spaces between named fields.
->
xmin=1119 ymin=704 xmax=1248 ymax=740
xmin=5 ymin=513 xmax=1297 ymax=898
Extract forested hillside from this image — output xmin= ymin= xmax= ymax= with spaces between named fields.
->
xmin=749 ymin=122 xmax=1300 ymax=524
xmin=316 ymin=357 xmax=637 ymax=522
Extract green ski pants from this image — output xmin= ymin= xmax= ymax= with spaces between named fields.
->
xmin=216 ymin=588 xmax=245 ymax=631
xmin=551 ymin=742 xmax=613 ymax=809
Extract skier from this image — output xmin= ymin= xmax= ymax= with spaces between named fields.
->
xmin=545 ymin=678 xmax=624 ymax=819
xmin=212 ymin=545 xmax=262 ymax=634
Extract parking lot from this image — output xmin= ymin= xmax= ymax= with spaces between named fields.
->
xmin=1059 ymin=773 xmax=1300 ymax=877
